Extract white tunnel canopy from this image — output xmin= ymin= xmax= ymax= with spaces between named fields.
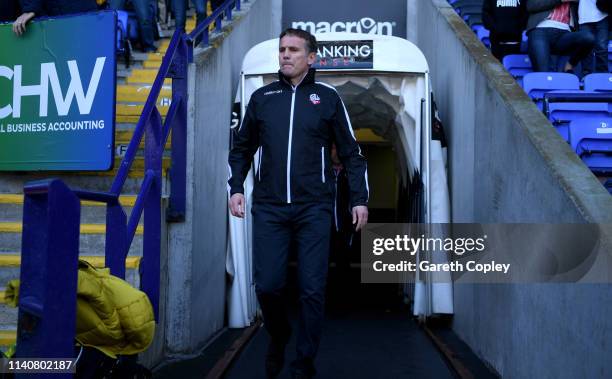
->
xmin=241 ymin=32 xmax=429 ymax=75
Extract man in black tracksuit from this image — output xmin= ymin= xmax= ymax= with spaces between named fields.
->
xmin=482 ymin=0 xmax=528 ymax=60
xmin=228 ymin=29 xmax=369 ymax=379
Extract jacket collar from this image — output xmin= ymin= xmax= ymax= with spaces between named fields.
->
xmin=278 ymin=67 xmax=316 ymax=88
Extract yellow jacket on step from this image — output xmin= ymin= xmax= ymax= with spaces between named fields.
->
xmin=5 ymin=260 xmax=155 ymax=358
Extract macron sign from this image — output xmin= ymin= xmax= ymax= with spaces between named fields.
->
xmin=283 ymin=0 xmax=407 ymax=38
xmin=0 ymin=12 xmax=116 ymax=171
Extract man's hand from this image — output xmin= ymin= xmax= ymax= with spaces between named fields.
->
xmin=13 ymin=12 xmax=35 ymax=36
xmin=229 ymin=193 xmax=246 ymax=218
xmin=352 ymin=205 xmax=368 ymax=231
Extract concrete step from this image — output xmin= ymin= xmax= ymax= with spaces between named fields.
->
xmin=117 ymin=61 xmax=144 ymax=71
xmin=116 ymin=84 xmax=172 ymax=104
xmin=18 ymin=156 xmax=173 ymax=177
xmin=143 ymin=60 xmax=162 ymax=70
xmin=0 ymin=221 xmax=143 ymax=235
xmin=0 ymin=194 xmax=138 ymax=223
xmin=144 ymin=52 xmax=164 ymax=62
xmin=157 ymin=39 xmax=170 ymax=52
xmin=186 ymin=19 xmax=196 ymax=32
xmin=0 ymin=172 xmax=160 ymax=194
xmin=115 ymin=130 xmax=172 ymax=152
xmin=0 ymin=305 xmax=17 ymax=329
xmin=0 ymin=329 xmax=15 ymax=349
xmin=0 ymin=222 xmax=144 ymax=257
xmin=117 ymin=68 xmax=131 ymax=79
xmin=116 ymin=103 xmax=170 ymax=118
xmin=131 ymin=52 xmax=158 ymax=63
xmin=126 ymin=68 xmax=172 ymax=85
xmin=0 ymin=254 xmax=140 ymax=269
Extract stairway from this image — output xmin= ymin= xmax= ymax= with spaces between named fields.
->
xmin=0 ymin=11 xmax=198 ymax=352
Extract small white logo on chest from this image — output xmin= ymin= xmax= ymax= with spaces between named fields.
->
xmin=264 ymin=90 xmax=282 ymax=96
xmin=309 ymin=93 xmax=321 ymax=105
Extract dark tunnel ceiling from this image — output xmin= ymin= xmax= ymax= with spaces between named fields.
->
xmin=335 ymin=80 xmax=397 ymax=141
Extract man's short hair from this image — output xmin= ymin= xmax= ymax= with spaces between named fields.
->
xmin=279 ymin=28 xmax=318 ymax=54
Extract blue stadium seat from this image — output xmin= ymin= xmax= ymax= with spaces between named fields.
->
xmin=522 ymin=72 xmax=580 ymax=109
xmin=475 ymin=26 xmax=490 ymax=48
xmin=548 ymin=100 xmax=609 ymax=141
xmin=503 ymin=54 xmax=532 ymax=86
xmin=605 ymin=178 xmax=612 ymax=194
xmin=116 ymin=10 xmax=132 ymax=68
xmin=520 ymin=31 xmax=528 ymax=53
xmin=569 ymin=118 xmax=612 ymax=174
xmin=451 ymin=0 xmax=483 ymax=8
xmin=583 ymin=73 xmax=612 ymax=92
xmin=472 ymin=25 xmax=489 ymax=47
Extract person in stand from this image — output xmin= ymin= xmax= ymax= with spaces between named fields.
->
xmin=13 ymin=0 xmax=98 ymax=36
xmin=172 ymin=0 xmax=223 ymax=34
xmin=0 ymin=0 xmax=21 ymax=23
xmin=526 ymin=0 xmax=596 ymax=72
xmin=483 ymin=0 xmax=529 ymax=60
xmin=228 ymin=28 xmax=369 ymax=379
xmin=579 ymin=0 xmax=609 ymax=74
xmin=108 ymin=0 xmax=157 ymax=52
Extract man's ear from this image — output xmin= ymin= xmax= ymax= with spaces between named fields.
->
xmin=307 ymin=51 xmax=317 ymax=65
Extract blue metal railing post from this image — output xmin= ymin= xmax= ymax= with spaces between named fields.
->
xmin=105 ymin=201 xmax=128 ymax=279
xmin=167 ymin=35 xmax=190 ymax=222
xmin=17 ymin=179 xmax=80 ymax=376
xmin=142 ymin=108 xmax=163 ymax=320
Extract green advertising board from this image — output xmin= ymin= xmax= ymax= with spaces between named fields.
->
xmin=0 ymin=11 xmax=116 ymax=171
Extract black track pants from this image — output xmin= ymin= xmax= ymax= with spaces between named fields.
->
xmin=252 ymin=201 xmax=332 ymax=362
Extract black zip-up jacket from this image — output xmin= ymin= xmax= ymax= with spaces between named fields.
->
xmin=228 ymin=68 xmax=369 ymax=208
xmin=0 ymin=0 xmax=20 ymax=22
xmin=482 ymin=0 xmax=528 ymax=41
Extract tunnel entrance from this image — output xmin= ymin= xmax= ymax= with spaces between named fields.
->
xmin=227 ymin=33 xmax=452 ymax=328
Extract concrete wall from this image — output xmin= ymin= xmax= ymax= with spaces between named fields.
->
xmin=164 ymin=0 xmax=282 ymax=358
xmin=409 ymin=0 xmax=612 ymax=377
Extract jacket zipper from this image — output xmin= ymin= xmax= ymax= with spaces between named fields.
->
xmin=333 ymin=170 xmax=339 ymax=231
xmin=287 ymin=87 xmax=296 ymax=203
xmin=321 ymin=147 xmax=326 ymax=183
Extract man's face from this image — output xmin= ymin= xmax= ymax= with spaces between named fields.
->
xmin=279 ymin=35 xmax=316 ymax=80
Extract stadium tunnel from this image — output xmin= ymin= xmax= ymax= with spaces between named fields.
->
xmin=134 ymin=0 xmax=612 ymax=376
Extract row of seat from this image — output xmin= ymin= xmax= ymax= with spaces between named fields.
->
xmin=448 ymin=0 xmax=612 ymax=191
xmin=520 ymin=72 xmax=612 ymax=175
xmin=458 ymin=0 xmax=612 ymax=74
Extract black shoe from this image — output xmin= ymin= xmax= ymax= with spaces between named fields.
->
xmin=265 ymin=339 xmax=287 ymax=378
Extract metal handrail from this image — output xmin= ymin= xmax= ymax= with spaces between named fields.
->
xmin=187 ymin=0 xmax=244 ymax=48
